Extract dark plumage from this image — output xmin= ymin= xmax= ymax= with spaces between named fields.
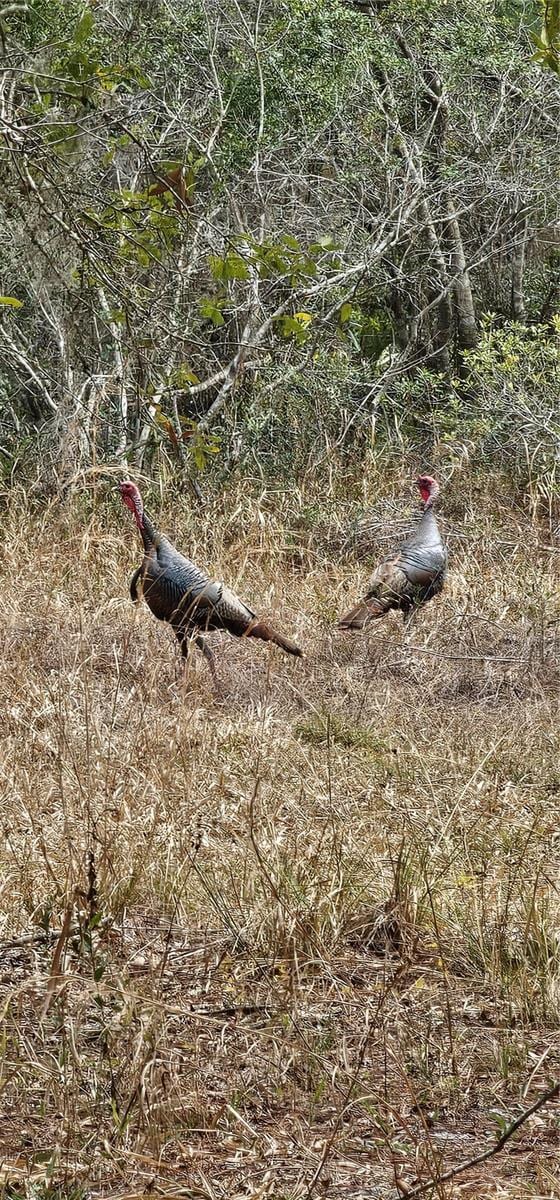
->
xmin=119 ymin=481 xmax=302 ymax=687
xmin=338 ymin=475 xmax=447 ymax=629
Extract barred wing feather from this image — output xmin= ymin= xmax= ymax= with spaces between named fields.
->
xmin=142 ymin=539 xmax=255 ymax=634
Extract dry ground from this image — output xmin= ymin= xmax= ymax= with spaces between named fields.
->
xmin=0 ymin=474 xmax=559 ymax=1200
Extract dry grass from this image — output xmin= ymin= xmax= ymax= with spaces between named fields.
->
xmin=0 ymin=472 xmax=559 ymax=1200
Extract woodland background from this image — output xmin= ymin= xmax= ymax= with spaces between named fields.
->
xmin=0 ymin=3 xmax=560 ymax=1199
xmin=0 ymin=0 xmax=559 ymax=502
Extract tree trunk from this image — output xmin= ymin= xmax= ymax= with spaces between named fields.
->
xmin=446 ymin=196 xmax=479 ymax=350
xmin=417 ymin=197 xmax=453 ymax=373
xmin=511 ymin=207 xmax=528 ymax=321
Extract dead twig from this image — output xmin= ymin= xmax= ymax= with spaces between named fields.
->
xmin=402 ymin=1080 xmax=560 ymax=1198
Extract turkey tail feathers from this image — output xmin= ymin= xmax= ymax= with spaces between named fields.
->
xmin=247 ymin=620 xmax=303 ymax=657
xmin=338 ymin=598 xmax=386 ymax=630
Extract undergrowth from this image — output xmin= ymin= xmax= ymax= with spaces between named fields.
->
xmin=0 ymin=468 xmax=558 ymax=1198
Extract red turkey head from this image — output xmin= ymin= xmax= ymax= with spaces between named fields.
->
xmin=119 ymin=480 xmax=144 ymax=528
xmin=416 ymin=474 xmax=439 ymax=507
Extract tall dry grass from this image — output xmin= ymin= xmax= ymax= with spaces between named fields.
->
xmin=0 ymin=472 xmax=559 ymax=1199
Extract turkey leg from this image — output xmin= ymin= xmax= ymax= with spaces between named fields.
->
xmin=176 ymin=629 xmax=221 ymax=695
xmin=194 ymin=635 xmax=221 ymax=694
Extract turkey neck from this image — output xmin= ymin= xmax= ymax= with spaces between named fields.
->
xmin=408 ymin=500 xmax=441 ymax=547
xmin=139 ymin=509 xmax=158 ymax=552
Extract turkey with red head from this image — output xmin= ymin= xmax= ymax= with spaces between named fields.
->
xmin=119 ymin=481 xmax=302 ymax=688
xmin=338 ymin=475 xmax=447 ymax=629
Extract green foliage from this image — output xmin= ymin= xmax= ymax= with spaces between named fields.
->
xmin=1 ymin=0 xmax=559 ymax=499
xmin=462 ymin=321 xmax=560 ymax=497
xmin=371 ymin=320 xmax=560 ymax=499
xmin=209 ymin=252 xmax=250 ymax=282
xmin=154 ymin=405 xmax=221 ymax=471
xmin=342 ymin=303 xmax=393 ymax=361
xmin=188 ymin=428 xmax=222 ymax=472
xmin=24 ymin=7 xmax=151 ymax=114
xmin=168 ymin=364 xmax=201 ymax=388
xmin=278 ymin=312 xmax=314 ymax=345
xmin=208 ymin=236 xmax=338 ymax=291
xmin=89 ymin=188 xmax=182 ymax=266
xmin=7 ymin=0 xmax=84 ymax=47
xmin=531 ymin=0 xmax=560 ymax=74
xmin=199 ymin=297 xmax=226 ymax=327
xmin=216 ymin=0 xmax=375 ymax=169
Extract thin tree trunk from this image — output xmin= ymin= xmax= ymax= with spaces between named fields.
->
xmin=98 ymin=287 xmax=128 ymax=463
xmin=417 ymin=195 xmax=453 ymax=373
xmin=383 ymin=257 xmax=410 ymax=350
xmin=446 ymin=196 xmax=478 ymax=349
xmin=511 ymin=207 xmax=528 ymax=321
xmin=374 ymin=68 xmax=453 ymax=373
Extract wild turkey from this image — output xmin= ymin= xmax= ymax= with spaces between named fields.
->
xmin=338 ymin=475 xmax=447 ymax=629
xmin=119 ymin=481 xmax=302 ymax=687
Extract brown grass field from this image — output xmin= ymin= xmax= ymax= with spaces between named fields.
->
xmin=0 ymin=470 xmax=559 ymax=1199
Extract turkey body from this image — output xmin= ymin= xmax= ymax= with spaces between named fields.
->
xmin=131 ymin=521 xmax=273 ymax=641
xmin=338 ymin=476 xmax=447 ymax=629
xmin=120 ymin=483 xmax=302 ymax=679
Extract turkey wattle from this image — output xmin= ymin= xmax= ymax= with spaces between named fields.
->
xmin=338 ymin=475 xmax=447 ymax=630
xmin=119 ymin=481 xmax=302 ymax=686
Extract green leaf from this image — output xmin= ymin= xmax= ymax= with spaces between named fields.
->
xmin=199 ymin=297 xmax=225 ymax=326
xmin=299 ymin=257 xmax=317 ymax=277
xmin=128 ymin=65 xmax=151 ymax=89
xmin=530 ymin=32 xmax=549 ymax=50
xmin=209 ymin=252 xmax=249 ymax=282
xmin=310 ymin=234 xmax=340 ymax=252
xmin=66 ymin=50 xmax=99 ymax=83
xmin=75 ymin=9 xmax=94 ymax=45
xmin=171 ymin=364 xmax=201 ymax=386
xmin=209 ymin=254 xmax=225 ymax=281
xmin=46 ymin=122 xmax=80 ymax=154
xmin=339 ymin=302 xmax=353 ymax=324
xmin=532 ymin=0 xmax=560 ymax=73
xmin=0 ymin=296 xmax=23 ymax=308
xmin=223 ymin=253 xmax=249 ymax=281
xmin=281 ymin=234 xmax=300 ymax=250
xmin=278 ymin=314 xmax=312 ymax=344
xmin=157 ymin=159 xmax=181 ymax=174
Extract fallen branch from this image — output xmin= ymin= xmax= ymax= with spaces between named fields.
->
xmin=402 ymin=1080 xmax=560 ymax=1198
xmin=0 ymin=927 xmax=77 ymax=951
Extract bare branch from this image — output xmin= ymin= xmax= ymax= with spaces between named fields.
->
xmin=403 ymin=1082 xmax=560 ymax=1199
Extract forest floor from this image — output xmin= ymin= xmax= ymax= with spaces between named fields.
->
xmin=0 ymin=475 xmax=559 ymax=1200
